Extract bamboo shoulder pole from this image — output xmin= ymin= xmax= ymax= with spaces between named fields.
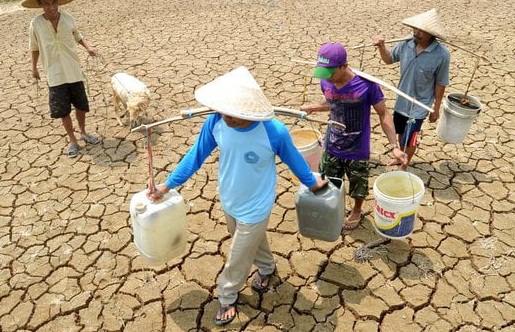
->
xmin=132 ymin=104 xmax=346 ymax=133
xmin=347 ymin=36 xmax=491 ymax=64
xmin=272 ymin=106 xmax=346 ymax=129
xmin=441 ymin=40 xmax=491 ymax=64
xmin=349 ymin=36 xmax=411 ymax=50
xmin=350 ymin=67 xmax=435 ymax=113
xmin=291 ymin=59 xmax=435 ymax=113
xmin=131 ymin=107 xmax=213 ymax=132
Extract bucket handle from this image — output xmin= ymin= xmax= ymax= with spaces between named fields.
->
xmin=290 ymin=116 xmax=325 ymax=151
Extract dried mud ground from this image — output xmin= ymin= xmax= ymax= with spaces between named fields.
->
xmin=1 ymin=0 xmax=515 ymax=331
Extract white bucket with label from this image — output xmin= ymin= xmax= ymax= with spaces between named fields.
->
xmin=436 ymin=93 xmax=482 ymax=144
xmin=373 ymin=171 xmax=425 ymax=239
xmin=290 ymin=128 xmax=323 ymax=182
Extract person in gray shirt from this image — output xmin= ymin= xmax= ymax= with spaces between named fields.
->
xmin=374 ymin=8 xmax=450 ymax=170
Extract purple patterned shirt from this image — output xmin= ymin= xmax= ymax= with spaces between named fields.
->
xmin=320 ymin=74 xmax=384 ymax=160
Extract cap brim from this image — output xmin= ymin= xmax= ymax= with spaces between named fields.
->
xmin=312 ymin=66 xmax=336 ymax=79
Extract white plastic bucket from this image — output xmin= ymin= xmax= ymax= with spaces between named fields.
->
xmin=373 ymin=171 xmax=425 ymax=239
xmin=436 ymin=93 xmax=482 ymax=144
xmin=290 ymin=128 xmax=323 ymax=171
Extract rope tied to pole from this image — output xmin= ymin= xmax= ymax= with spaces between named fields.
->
xmin=145 ymin=127 xmax=157 ymax=194
xmin=403 ymin=102 xmax=418 ymax=204
xmin=32 ymin=78 xmax=41 ymax=98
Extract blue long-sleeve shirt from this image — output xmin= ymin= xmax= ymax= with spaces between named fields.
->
xmin=165 ymin=114 xmax=317 ymax=223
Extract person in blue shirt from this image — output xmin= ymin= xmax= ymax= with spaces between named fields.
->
xmin=374 ymin=8 xmax=450 ymax=170
xmin=148 ymin=67 xmax=327 ymax=326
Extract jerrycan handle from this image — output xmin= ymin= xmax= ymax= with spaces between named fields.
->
xmin=311 ymin=175 xmax=344 ymax=195
xmin=311 ymin=175 xmax=329 ymax=195
xmin=327 ymin=176 xmax=344 ymax=190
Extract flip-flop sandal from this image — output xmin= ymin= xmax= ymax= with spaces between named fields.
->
xmin=344 ymin=212 xmax=364 ymax=230
xmin=81 ymin=134 xmax=100 ymax=145
xmin=251 ymin=270 xmax=274 ymax=293
xmin=68 ymin=144 xmax=79 ymax=158
xmin=214 ymin=302 xmax=237 ymax=326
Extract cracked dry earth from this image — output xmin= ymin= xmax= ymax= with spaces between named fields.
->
xmin=1 ymin=0 xmax=514 ymax=331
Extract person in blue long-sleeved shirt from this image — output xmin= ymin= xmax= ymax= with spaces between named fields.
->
xmin=148 ymin=67 xmax=327 ymax=327
xmin=164 ymin=113 xmax=320 ymax=222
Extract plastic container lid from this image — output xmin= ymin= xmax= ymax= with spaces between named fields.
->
xmin=135 ymin=201 xmax=147 ymax=213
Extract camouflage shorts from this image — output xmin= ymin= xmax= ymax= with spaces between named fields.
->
xmin=319 ymin=151 xmax=369 ymax=199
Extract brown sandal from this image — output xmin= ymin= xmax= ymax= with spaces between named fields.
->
xmin=344 ymin=212 xmax=364 ymax=230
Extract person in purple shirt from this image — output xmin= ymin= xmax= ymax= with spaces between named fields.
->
xmin=301 ymin=42 xmax=407 ymax=230
xmin=148 ymin=67 xmax=327 ymax=326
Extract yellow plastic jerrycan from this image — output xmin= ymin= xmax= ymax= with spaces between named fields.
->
xmin=129 ymin=189 xmax=187 ymax=265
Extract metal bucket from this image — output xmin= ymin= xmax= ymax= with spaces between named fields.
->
xmin=436 ymin=93 xmax=482 ymax=144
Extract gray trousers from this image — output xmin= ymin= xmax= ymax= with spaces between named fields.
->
xmin=217 ymin=213 xmax=276 ymax=305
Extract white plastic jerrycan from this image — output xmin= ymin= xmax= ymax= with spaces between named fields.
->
xmin=129 ymin=188 xmax=187 ymax=265
xmin=295 ymin=176 xmax=344 ymax=242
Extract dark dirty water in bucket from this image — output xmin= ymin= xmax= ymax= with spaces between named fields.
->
xmin=447 ymin=95 xmax=481 ymax=110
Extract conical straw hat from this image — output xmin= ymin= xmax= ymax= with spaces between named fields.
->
xmin=402 ymin=8 xmax=446 ymax=40
xmin=21 ymin=0 xmax=74 ymax=8
xmin=194 ymin=66 xmax=274 ymax=121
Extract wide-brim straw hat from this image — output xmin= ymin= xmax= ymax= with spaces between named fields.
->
xmin=402 ymin=8 xmax=446 ymax=40
xmin=21 ymin=0 xmax=74 ymax=8
xmin=194 ymin=66 xmax=274 ymax=121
